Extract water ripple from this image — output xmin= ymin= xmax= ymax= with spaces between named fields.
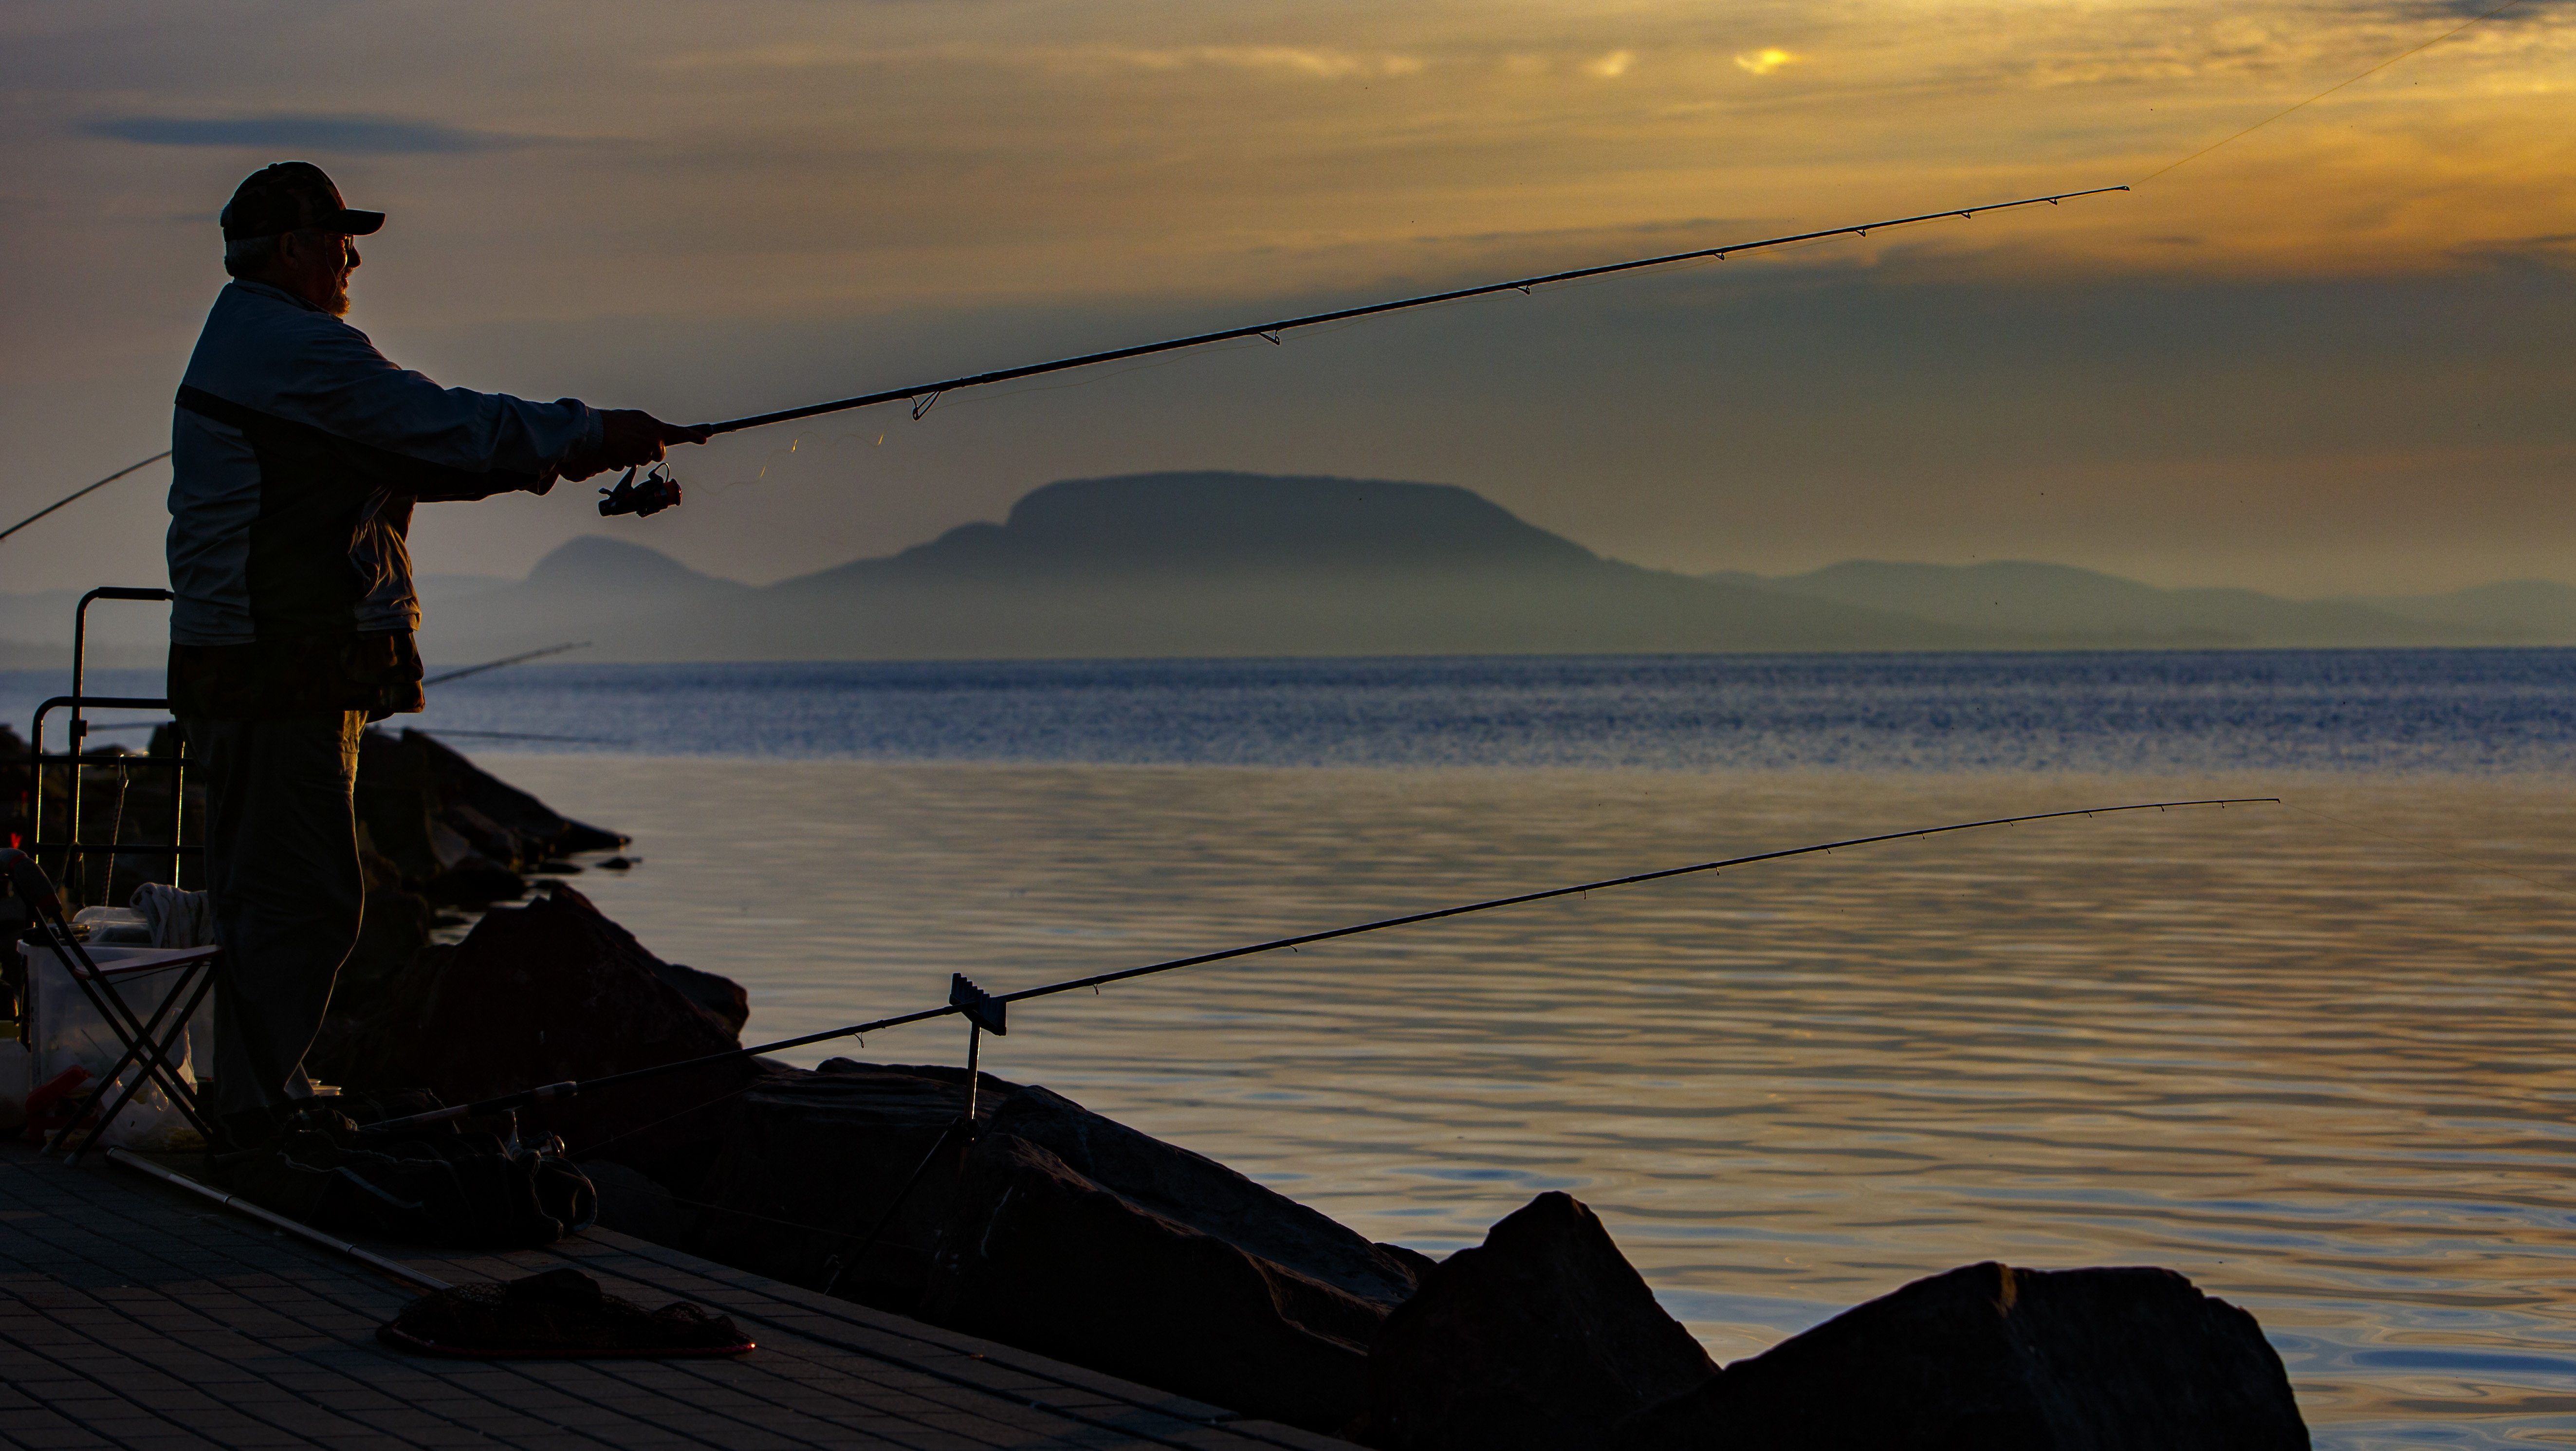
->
xmin=475 ymin=759 xmax=2576 ymax=1447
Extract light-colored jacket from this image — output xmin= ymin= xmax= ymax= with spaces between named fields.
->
xmin=168 ymin=278 xmax=601 ymax=646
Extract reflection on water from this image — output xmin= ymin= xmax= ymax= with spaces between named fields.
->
xmin=497 ymin=759 xmax=2574 ymax=1447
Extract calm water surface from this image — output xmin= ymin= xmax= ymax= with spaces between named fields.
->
xmin=494 ymin=758 xmax=2576 ymax=1450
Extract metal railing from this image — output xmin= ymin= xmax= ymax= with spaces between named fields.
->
xmin=25 ymin=588 xmax=194 ymax=906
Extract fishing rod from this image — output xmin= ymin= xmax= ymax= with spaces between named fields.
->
xmin=595 ymin=184 xmax=2132 ymax=515
xmin=0 ymin=452 xmax=171 ymax=546
xmin=420 ymin=640 xmax=590 ymax=688
xmin=361 ymin=795 xmax=2267 ymax=1137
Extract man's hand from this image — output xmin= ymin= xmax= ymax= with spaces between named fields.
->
xmin=561 ymin=410 xmax=712 ymax=483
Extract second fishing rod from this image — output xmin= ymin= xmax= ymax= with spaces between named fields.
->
xmin=360 ymin=796 xmax=2271 ymax=1139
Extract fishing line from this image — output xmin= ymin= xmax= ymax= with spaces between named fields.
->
xmin=0 ymin=452 xmax=171 ymax=546
xmin=2139 ymin=0 xmax=2533 ymax=184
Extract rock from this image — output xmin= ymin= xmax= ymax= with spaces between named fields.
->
xmin=1600 ymin=1261 xmax=2307 ymax=1451
xmin=419 ymin=855 xmax=527 ymax=908
xmin=353 ymin=728 xmax=624 ymax=901
xmin=1357 ymin=1191 xmax=1717 ymax=1451
xmin=920 ymin=1131 xmax=1382 ymax=1433
xmin=690 ymin=1060 xmax=1012 ymax=1307
xmin=349 ymin=882 xmax=752 ymax=1189
xmin=442 ymin=801 xmax=522 ymax=867
xmin=689 ymin=1060 xmax=1432 ymax=1432
xmin=631 ymin=947 xmax=749 ymax=1037
xmin=405 ymin=728 xmax=626 ymax=860
xmin=690 ymin=1063 xmax=1425 ymax=1324
xmin=988 ymin=1084 xmax=1422 ymax=1308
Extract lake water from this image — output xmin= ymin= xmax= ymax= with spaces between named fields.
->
xmin=11 ymin=650 xmax=2576 ymax=1445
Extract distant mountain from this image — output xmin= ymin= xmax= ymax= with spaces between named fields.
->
xmin=877 ymin=473 xmax=1601 ymax=578
xmin=419 ymin=473 xmax=1986 ymax=662
xmin=1720 ymin=559 xmax=2488 ymax=649
xmin=410 ymin=535 xmax=753 ymax=666
xmin=2336 ymin=579 xmax=2576 ymax=639
xmin=10 ymin=473 xmax=2572 ymax=669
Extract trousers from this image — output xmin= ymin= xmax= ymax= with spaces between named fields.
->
xmin=185 ymin=712 xmax=367 ymax=1117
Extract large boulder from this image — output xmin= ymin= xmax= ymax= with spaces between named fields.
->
xmin=354 ymin=728 xmax=623 ymax=904
xmin=690 ymin=1062 xmax=1425 ymax=1316
xmin=1357 ymin=1191 xmax=1717 ymax=1451
xmin=350 ymin=881 xmax=753 ymax=1188
xmin=920 ymin=1131 xmax=1384 ymax=1433
xmin=983 ymin=1084 xmax=1426 ymax=1308
xmin=687 ymin=1061 xmax=1431 ymax=1433
xmin=1601 ymin=1261 xmax=2307 ymax=1451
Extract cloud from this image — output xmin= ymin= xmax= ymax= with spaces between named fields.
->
xmin=1116 ymin=45 xmax=1425 ymax=78
xmin=82 ymin=114 xmax=513 ymax=154
xmin=2448 ymin=230 xmax=2576 ymax=268
xmin=1582 ymin=49 xmax=1635 ymax=78
xmin=1733 ymin=48 xmax=1800 ymax=75
xmin=665 ymin=40 xmax=1426 ymax=79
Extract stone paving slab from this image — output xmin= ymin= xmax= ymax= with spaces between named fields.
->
xmin=0 ymin=1145 xmax=1358 ymax=1451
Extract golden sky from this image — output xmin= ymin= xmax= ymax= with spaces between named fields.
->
xmin=3 ymin=0 xmax=2572 ymax=595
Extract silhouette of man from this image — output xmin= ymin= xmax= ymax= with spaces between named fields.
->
xmin=166 ymin=161 xmax=702 ymax=1147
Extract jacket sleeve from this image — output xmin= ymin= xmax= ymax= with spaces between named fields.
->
xmin=274 ymin=318 xmax=604 ymax=489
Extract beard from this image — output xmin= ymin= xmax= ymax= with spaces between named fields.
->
xmin=327 ymin=277 xmax=352 ymax=316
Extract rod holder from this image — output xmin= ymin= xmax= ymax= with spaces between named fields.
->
xmin=949 ymin=973 xmax=1007 ymax=1036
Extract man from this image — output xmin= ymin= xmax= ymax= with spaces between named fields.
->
xmin=168 ymin=161 xmax=701 ymax=1147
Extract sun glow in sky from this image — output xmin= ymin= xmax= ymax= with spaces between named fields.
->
xmin=3 ymin=0 xmax=2573 ymax=595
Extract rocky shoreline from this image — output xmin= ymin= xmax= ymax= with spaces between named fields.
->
xmin=39 ymin=728 xmax=2311 ymax=1447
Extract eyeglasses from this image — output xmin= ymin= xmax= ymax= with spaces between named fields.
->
xmin=292 ymin=228 xmax=359 ymax=262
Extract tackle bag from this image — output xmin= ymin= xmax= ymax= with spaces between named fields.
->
xmin=215 ymin=1101 xmax=597 ymax=1249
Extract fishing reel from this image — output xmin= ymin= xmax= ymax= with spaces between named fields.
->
xmin=597 ymin=463 xmax=681 ymax=519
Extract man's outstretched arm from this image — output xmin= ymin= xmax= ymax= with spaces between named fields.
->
xmin=258 ymin=316 xmax=704 ymax=492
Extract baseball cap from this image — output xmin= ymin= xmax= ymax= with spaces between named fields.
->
xmin=219 ymin=162 xmax=385 ymax=241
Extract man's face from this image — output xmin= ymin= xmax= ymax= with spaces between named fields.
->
xmin=277 ymin=229 xmax=360 ymax=316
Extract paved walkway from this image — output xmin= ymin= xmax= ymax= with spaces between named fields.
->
xmin=0 ymin=1144 xmax=1356 ymax=1451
